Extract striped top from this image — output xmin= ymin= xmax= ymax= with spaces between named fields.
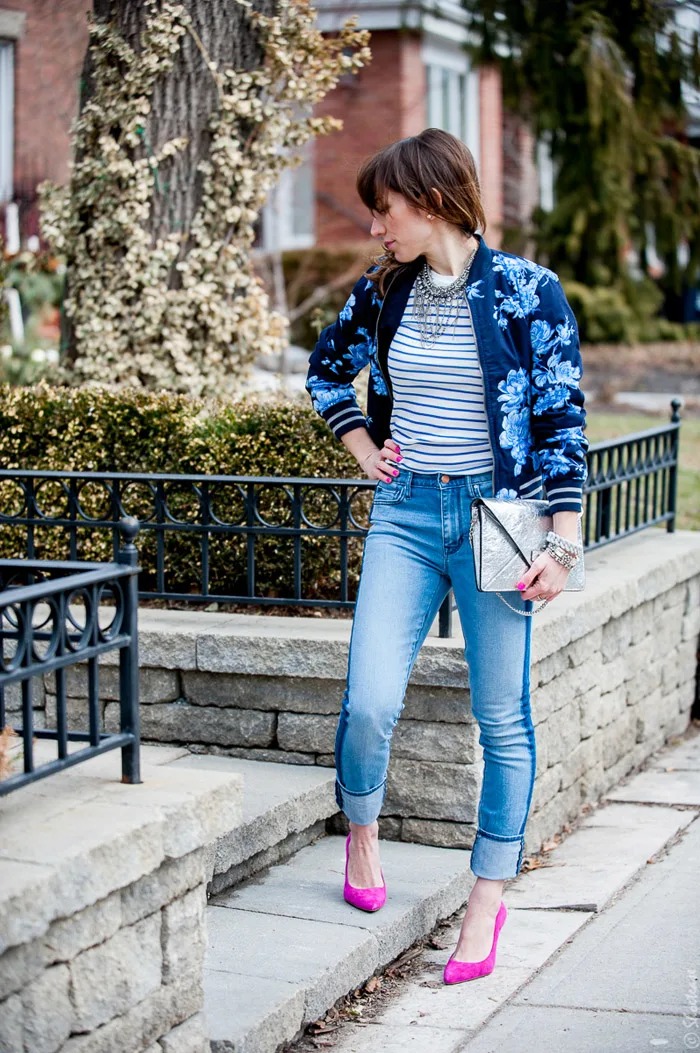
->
xmin=387 ymin=268 xmax=495 ymax=474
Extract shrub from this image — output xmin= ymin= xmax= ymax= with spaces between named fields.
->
xmin=0 ymin=382 xmax=370 ymax=606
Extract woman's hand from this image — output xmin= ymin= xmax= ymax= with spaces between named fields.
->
xmin=515 ymin=550 xmax=571 ymax=604
xmin=360 ymin=438 xmax=402 ymax=482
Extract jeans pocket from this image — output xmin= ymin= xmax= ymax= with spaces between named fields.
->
xmin=372 ymin=467 xmax=409 ymax=504
xmin=473 ymin=473 xmax=494 ymax=501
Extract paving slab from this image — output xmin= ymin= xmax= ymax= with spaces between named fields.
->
xmin=169 ymin=753 xmax=337 ymax=890
xmin=203 ymin=835 xmax=476 ymax=1053
xmin=374 ymin=908 xmax=588 ymax=1033
xmin=454 ymin=1005 xmax=687 ymax=1053
xmin=206 ymin=906 xmax=378 ymax=1027
xmin=605 ymin=768 xmax=700 ymax=806
xmin=205 ymin=970 xmax=306 ymax=1053
xmin=169 ymin=753 xmax=335 ymax=827
xmin=647 ymin=733 xmax=700 ymax=772
xmin=324 ymin=1022 xmax=466 ymax=1052
xmin=503 ymin=802 xmax=694 ymax=911
xmin=212 ymin=836 xmax=474 ymax=963
xmin=507 ymin=815 xmax=700 ymax=1016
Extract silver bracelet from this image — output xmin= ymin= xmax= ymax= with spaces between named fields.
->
xmin=545 ymin=542 xmax=579 ymax=570
xmin=546 ymin=530 xmax=583 ymax=557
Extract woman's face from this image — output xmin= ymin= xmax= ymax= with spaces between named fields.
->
xmin=369 ymin=189 xmax=433 ymax=262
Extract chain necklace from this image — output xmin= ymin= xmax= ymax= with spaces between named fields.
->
xmin=412 ymin=241 xmax=479 ymax=347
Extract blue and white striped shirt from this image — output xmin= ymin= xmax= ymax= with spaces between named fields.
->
xmin=387 ymin=269 xmax=495 ymax=474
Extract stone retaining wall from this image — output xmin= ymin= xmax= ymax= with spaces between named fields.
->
xmin=0 ymin=747 xmax=242 ymax=1052
xmin=21 ymin=529 xmax=700 ymax=859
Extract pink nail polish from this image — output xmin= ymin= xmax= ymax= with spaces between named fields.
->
xmin=393 ymin=469 xmax=399 ymax=476
xmin=516 ymin=582 xmax=526 ymax=590
xmin=396 ymin=456 xmax=403 ymax=462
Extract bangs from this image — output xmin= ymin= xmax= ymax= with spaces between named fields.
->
xmin=356 ymin=147 xmax=404 ymax=213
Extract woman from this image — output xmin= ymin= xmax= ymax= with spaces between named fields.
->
xmin=305 ymin=128 xmax=587 ymax=984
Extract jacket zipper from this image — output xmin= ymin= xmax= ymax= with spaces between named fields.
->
xmin=464 ymin=291 xmax=496 ymax=494
xmin=374 ymin=270 xmax=400 ymax=398
xmin=376 ymin=271 xmax=497 ymax=493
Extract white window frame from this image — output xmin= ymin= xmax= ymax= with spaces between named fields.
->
xmin=536 ymin=134 xmax=555 ymax=213
xmin=259 ymin=139 xmax=315 ymax=253
xmin=0 ymin=38 xmax=14 ymax=203
xmin=422 ymin=35 xmax=480 ymax=171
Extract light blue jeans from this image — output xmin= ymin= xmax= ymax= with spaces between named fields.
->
xmin=334 ymin=465 xmax=536 ymax=879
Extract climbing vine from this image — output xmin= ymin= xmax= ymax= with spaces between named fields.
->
xmin=39 ymin=0 xmax=370 ymax=394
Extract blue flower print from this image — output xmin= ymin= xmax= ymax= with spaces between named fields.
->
xmin=535 ymin=427 xmax=589 ymax=479
xmin=530 ymin=319 xmax=557 ymax=356
xmin=339 ymin=293 xmax=356 ymax=323
xmin=531 ymin=351 xmax=582 ymax=415
xmin=364 ymin=281 xmax=383 ymax=309
xmin=496 ymin=488 xmax=519 ymax=500
xmin=370 ymin=360 xmax=388 ymax=397
xmin=534 ymin=447 xmax=587 ymax=480
xmin=497 ymin=367 xmax=529 ymax=414
xmin=493 ymin=254 xmax=558 ymax=289
xmin=492 ymin=255 xmax=559 ymax=330
xmin=530 ymin=318 xmax=575 ymax=360
xmin=499 ymin=406 xmax=532 ymax=475
xmin=306 ymin=376 xmax=360 ymax=414
xmin=547 ymin=425 xmax=587 ymax=448
xmin=466 ymin=280 xmax=484 ymax=301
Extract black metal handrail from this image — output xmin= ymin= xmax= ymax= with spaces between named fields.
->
xmin=0 ymin=401 xmax=681 ymax=638
xmin=0 ymin=518 xmax=141 ymax=795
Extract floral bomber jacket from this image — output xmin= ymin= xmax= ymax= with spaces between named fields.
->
xmin=305 ymin=235 xmax=589 ymax=515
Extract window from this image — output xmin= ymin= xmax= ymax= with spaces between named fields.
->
xmin=257 ymin=139 xmax=315 ymax=252
xmin=423 ymin=38 xmax=480 ymax=168
xmin=0 ymin=39 xmax=13 ymax=203
xmin=536 ymin=134 xmax=555 ymax=213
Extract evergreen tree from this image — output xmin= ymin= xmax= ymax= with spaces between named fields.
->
xmin=463 ymin=0 xmax=700 ymax=302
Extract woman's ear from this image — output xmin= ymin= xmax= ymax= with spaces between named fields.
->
xmin=430 ymin=186 xmax=443 ymax=210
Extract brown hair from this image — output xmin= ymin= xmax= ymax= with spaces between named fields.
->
xmin=356 ymin=128 xmax=487 ymax=296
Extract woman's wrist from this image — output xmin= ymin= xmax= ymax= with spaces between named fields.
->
xmin=552 ymin=510 xmax=580 ymax=543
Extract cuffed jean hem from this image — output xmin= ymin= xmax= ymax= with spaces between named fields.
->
xmin=335 ymin=776 xmax=386 ymax=825
xmin=470 ymin=830 xmax=524 ymax=880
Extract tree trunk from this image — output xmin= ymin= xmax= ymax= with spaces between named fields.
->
xmin=62 ymin=0 xmax=277 ymax=360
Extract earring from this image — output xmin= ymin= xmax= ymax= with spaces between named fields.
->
xmin=427 ymin=214 xmax=433 ymax=220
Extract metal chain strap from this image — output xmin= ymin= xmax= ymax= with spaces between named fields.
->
xmin=494 ymin=591 xmax=549 ymax=617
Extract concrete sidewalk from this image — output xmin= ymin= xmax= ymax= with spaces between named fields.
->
xmin=460 ymin=800 xmax=700 ymax=1052
xmin=292 ymin=723 xmax=700 ymax=1053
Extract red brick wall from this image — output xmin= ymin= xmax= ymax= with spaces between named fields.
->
xmin=3 ymin=0 xmax=89 ymax=234
xmin=313 ymin=29 xmax=427 ymax=248
xmin=478 ymin=65 xmax=503 ymax=248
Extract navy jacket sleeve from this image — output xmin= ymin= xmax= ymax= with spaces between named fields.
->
xmin=529 ymin=275 xmax=590 ymax=515
xmin=305 ymin=270 xmax=380 ymax=442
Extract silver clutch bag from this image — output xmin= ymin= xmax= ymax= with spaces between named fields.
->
xmin=469 ymin=496 xmax=585 ymax=616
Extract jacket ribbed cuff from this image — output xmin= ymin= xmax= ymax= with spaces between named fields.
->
xmin=544 ymin=478 xmax=585 ymax=515
xmin=321 ymin=399 xmax=370 ymax=441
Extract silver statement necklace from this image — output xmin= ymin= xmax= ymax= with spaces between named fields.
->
xmin=412 ymin=240 xmax=479 ymax=347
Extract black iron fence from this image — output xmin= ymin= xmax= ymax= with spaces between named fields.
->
xmin=0 ymin=519 xmax=141 ymax=795
xmin=0 ymin=401 xmax=681 ymax=640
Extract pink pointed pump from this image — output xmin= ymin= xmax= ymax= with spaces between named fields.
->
xmin=443 ymin=901 xmax=507 ymax=984
xmin=343 ymin=831 xmax=386 ymax=912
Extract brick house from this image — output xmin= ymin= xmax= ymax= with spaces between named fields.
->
xmin=0 ymin=0 xmax=548 ymax=253
xmin=0 ymin=1 xmax=89 ymax=238
xmin=258 ymin=0 xmax=548 ymax=253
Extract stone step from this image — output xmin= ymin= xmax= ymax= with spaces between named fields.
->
xmin=202 ymin=834 xmax=474 ymax=1053
xmin=167 ymin=754 xmax=338 ymax=895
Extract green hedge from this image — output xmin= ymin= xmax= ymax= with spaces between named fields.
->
xmin=563 ymin=279 xmax=700 ymax=344
xmin=0 ymin=382 xmax=370 ymax=606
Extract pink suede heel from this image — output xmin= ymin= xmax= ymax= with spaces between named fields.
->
xmin=443 ymin=901 xmax=507 ymax=984
xmin=343 ymin=831 xmax=386 ymax=912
